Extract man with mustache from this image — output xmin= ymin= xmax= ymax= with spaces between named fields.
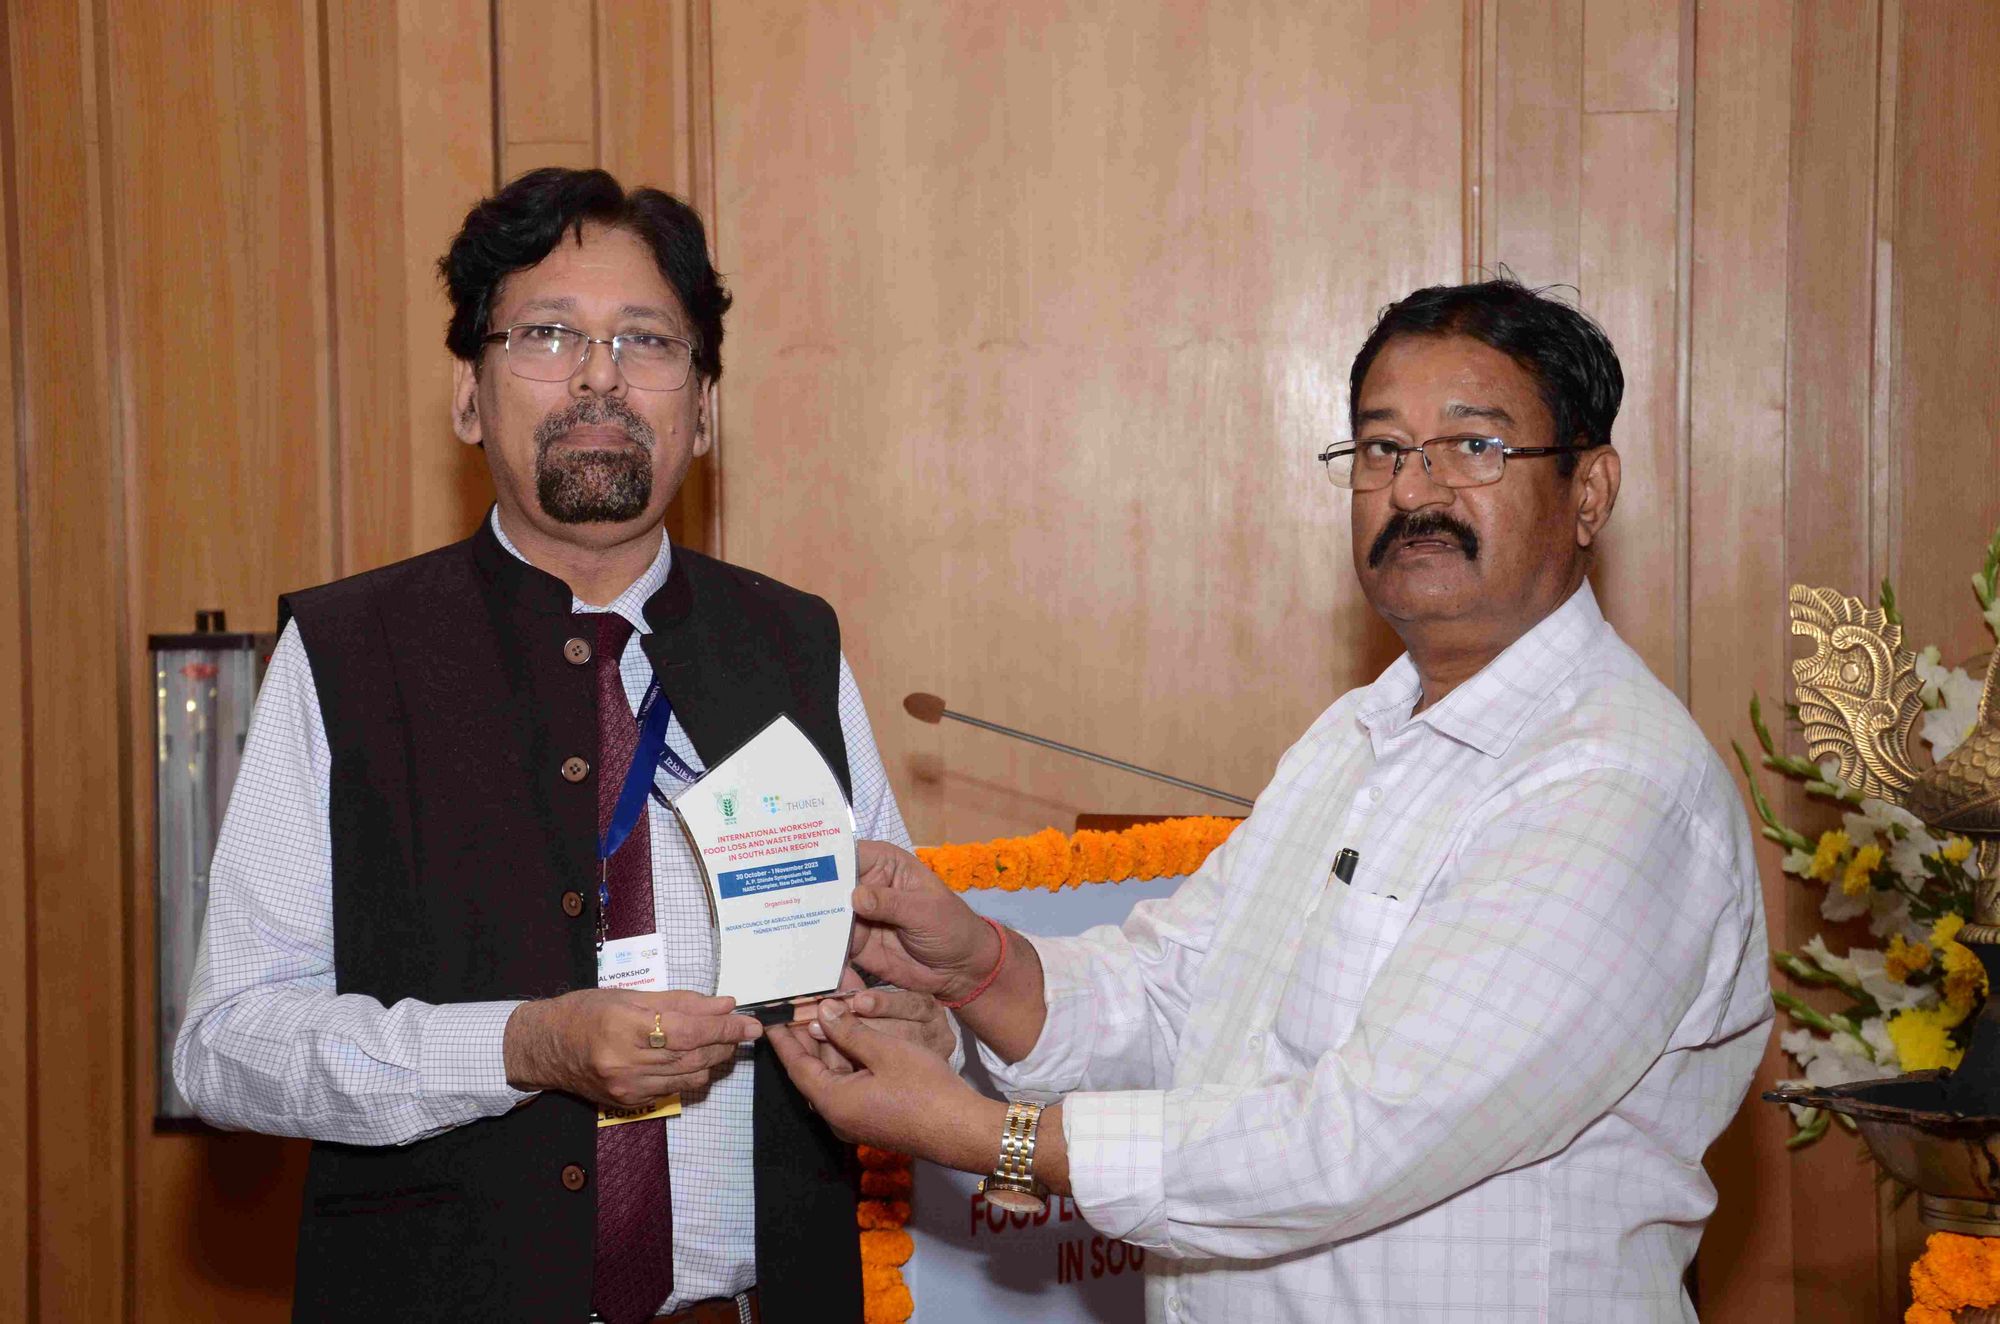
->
xmin=175 ymin=168 xmax=948 ymax=1324
xmin=768 ymin=280 xmax=1772 ymax=1322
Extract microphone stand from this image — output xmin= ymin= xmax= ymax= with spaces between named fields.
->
xmin=903 ymin=692 xmax=1253 ymax=810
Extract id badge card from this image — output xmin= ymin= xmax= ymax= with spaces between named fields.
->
xmin=594 ymin=932 xmax=681 ymax=1127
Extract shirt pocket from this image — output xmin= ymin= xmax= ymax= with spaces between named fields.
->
xmin=1271 ymin=885 xmax=1415 ymax=1062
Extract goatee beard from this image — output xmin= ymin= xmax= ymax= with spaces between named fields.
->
xmin=533 ymin=397 xmax=657 ymax=524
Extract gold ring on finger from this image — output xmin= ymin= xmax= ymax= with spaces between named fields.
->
xmin=648 ymin=1012 xmax=666 ymax=1049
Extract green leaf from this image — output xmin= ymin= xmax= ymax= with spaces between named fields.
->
xmin=1772 ymin=990 xmax=1878 ymax=1058
xmin=1772 ymin=952 xmax=1876 ymax=1011
xmin=1977 ymin=524 xmax=2000 ymax=609
xmin=1880 ymin=579 xmax=1902 ymax=628
xmin=1735 ymin=742 xmax=1813 ymax=851
xmin=1786 ymin=1108 xmax=1830 ymax=1149
xmin=1749 ymin=695 xmax=1778 ymax=758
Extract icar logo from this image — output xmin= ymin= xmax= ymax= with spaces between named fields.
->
xmin=713 ymin=787 xmax=742 ymax=825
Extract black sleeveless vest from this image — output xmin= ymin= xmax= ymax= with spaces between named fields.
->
xmin=279 ymin=519 xmax=862 ymax=1323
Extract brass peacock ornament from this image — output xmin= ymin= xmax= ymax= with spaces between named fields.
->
xmin=1768 ymin=581 xmax=2000 ymax=1235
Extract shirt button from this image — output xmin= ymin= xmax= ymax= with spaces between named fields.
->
xmin=560 ymin=1163 xmax=587 ymax=1192
xmin=1166 ymin=1297 xmax=1181 ymax=1315
xmin=1248 ymin=1032 xmax=1265 ymax=1052
xmin=1368 ymin=786 xmax=1383 ymax=802
xmin=560 ymin=890 xmax=584 ymax=918
xmin=560 ymin=756 xmax=590 ymax=783
xmin=563 ymin=637 xmax=592 ymax=666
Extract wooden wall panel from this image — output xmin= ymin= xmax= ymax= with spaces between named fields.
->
xmin=326 ymin=0 xmax=494 ymax=574
xmin=1484 ymin=0 xmax=1583 ymax=288
xmin=712 ymin=0 xmax=1460 ymax=846
xmin=100 ymin=2 xmax=334 ymax=1316
xmin=1583 ymin=0 xmax=1677 ymax=112
xmin=396 ymin=0 xmax=495 ymax=554
xmin=1889 ymin=3 xmax=2000 ymax=666
xmin=1578 ymin=107 xmax=1680 ymax=686
xmin=0 ymin=4 xmax=28 ymax=1316
xmin=325 ymin=0 xmax=415 ymax=575
xmin=497 ymin=0 xmax=596 ymax=178
xmin=1785 ymin=1 xmax=1880 ymax=597
xmin=10 ymin=0 xmax=130 ymax=1314
xmin=1684 ymin=0 xmax=1798 ymax=1318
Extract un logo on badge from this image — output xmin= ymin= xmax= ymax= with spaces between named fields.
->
xmin=713 ymin=787 xmax=742 ymax=825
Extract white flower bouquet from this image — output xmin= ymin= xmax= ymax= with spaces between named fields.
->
xmin=1738 ymin=528 xmax=2000 ymax=1147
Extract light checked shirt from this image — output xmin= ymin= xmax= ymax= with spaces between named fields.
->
xmin=175 ymin=509 xmax=913 ymax=1313
xmin=985 ymin=582 xmax=1772 ymax=1323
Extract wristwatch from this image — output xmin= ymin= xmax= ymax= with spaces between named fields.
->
xmin=978 ymin=1099 xmax=1048 ymax=1214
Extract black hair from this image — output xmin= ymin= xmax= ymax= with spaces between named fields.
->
xmin=1347 ymin=279 xmax=1622 ymax=475
xmin=439 ymin=167 xmax=732 ymax=382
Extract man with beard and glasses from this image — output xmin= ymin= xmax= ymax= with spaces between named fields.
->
xmin=760 ymin=280 xmax=1772 ymax=1323
xmin=174 ymin=168 xmax=950 ymax=1324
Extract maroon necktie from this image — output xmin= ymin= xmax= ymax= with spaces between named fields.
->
xmin=588 ymin=611 xmax=676 ymax=1324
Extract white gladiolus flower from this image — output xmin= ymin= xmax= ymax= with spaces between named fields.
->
xmin=1920 ymin=663 xmax=1984 ymax=761
xmin=1802 ymin=935 xmax=1931 ymax=1012
xmin=1924 ymin=704 xmax=1978 ymax=762
xmin=1846 ymin=797 xmax=1928 ymax=842
xmin=1861 ymin=1016 xmax=1898 ymax=1065
xmin=1801 ymin=935 xmax=1857 ymax=984
xmin=1868 ymin=890 xmax=1929 ymax=944
xmin=1888 ymin=828 xmax=1944 ymax=882
xmin=1916 ymin=645 xmax=1949 ymax=706
xmin=1782 ymin=847 xmax=1815 ymax=876
xmin=1851 ymin=950 xmax=1933 ymax=1013
xmin=1820 ymin=883 xmax=1870 ymax=923
xmin=1779 ymin=1024 xmax=1897 ymax=1086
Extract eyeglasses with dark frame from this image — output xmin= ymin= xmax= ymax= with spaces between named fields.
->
xmin=1316 ymin=435 xmax=1578 ymax=491
xmin=479 ymin=322 xmax=696 ymax=392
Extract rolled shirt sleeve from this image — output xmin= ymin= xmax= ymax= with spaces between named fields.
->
xmin=981 ymin=825 xmax=1238 ymax=1097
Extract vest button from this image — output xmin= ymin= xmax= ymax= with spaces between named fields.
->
xmin=560 ymin=890 xmax=584 ymax=918
xmin=560 ymin=1164 xmax=587 ymax=1192
xmin=563 ymin=637 xmax=592 ymax=665
xmin=560 ymin=756 xmax=590 ymax=783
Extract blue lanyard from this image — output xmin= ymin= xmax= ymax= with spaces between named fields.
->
xmin=599 ymin=678 xmax=677 ymax=863
xmin=597 ymin=677 xmax=702 ymax=949
xmin=636 ymin=678 xmax=703 ymax=794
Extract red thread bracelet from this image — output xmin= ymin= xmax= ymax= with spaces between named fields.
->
xmin=938 ymin=916 xmax=1008 ymax=1010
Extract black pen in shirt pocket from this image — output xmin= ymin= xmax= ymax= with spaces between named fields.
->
xmin=1331 ymin=847 xmax=1398 ymax=900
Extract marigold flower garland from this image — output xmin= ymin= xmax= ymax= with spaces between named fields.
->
xmin=857 ymin=1144 xmax=916 ymax=1323
xmin=1908 ymin=1231 xmax=2000 ymax=1323
xmin=916 ymin=815 xmax=1242 ymax=892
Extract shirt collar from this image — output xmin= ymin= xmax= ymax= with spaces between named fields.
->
xmin=488 ymin=506 xmax=672 ymax=635
xmin=1356 ymin=580 xmax=1607 ymax=758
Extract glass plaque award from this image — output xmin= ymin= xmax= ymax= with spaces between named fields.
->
xmin=670 ymin=715 xmax=857 ymax=1012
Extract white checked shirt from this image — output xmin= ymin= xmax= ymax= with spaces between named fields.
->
xmin=985 ymin=583 xmax=1771 ymax=1323
xmin=175 ymin=510 xmax=912 ymax=1313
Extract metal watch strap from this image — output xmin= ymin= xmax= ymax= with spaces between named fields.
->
xmin=987 ymin=1099 xmax=1045 ymax=1194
